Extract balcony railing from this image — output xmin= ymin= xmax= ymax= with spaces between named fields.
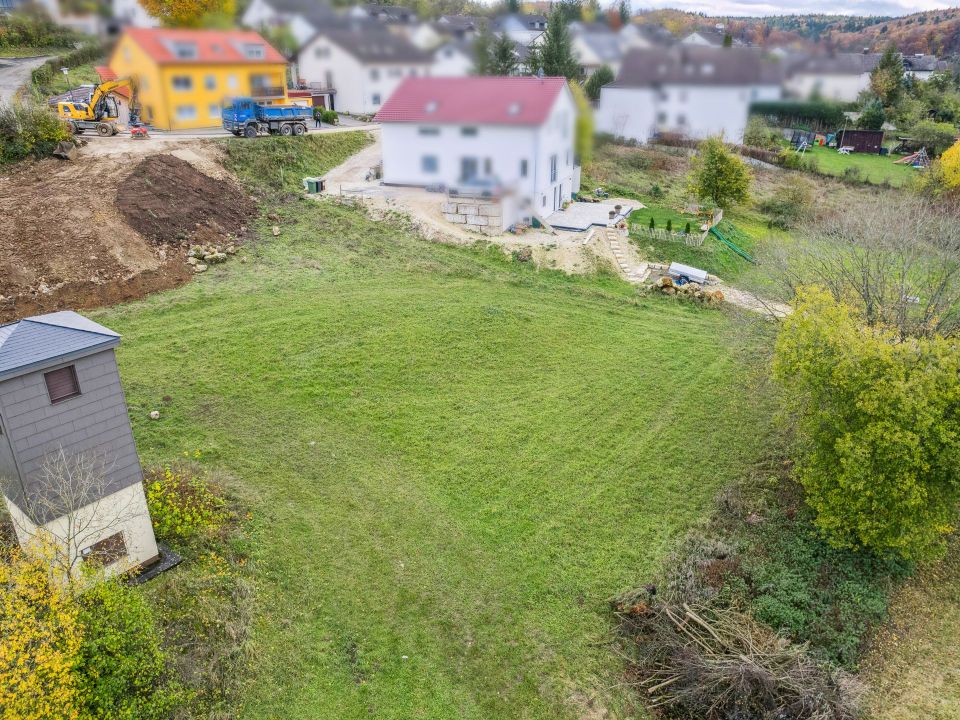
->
xmin=250 ymin=85 xmax=285 ymax=98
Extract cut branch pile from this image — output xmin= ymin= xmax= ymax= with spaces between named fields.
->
xmin=611 ymin=599 xmax=862 ymax=720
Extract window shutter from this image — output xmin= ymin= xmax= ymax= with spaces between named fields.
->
xmin=44 ymin=366 xmax=80 ymax=403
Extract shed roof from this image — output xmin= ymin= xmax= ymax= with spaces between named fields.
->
xmin=374 ymin=76 xmax=567 ymax=126
xmin=0 ymin=312 xmax=120 ymax=381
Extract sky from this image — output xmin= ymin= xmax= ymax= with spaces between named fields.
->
xmin=639 ymin=0 xmax=955 ymax=17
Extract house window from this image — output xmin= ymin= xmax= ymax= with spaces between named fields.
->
xmin=418 ymin=127 xmax=440 ymax=136
xmin=44 ymin=365 xmax=80 ymax=403
xmin=175 ymin=105 xmax=197 ymax=121
xmin=656 ymin=111 xmax=667 ymax=124
xmin=81 ymin=532 xmax=127 ymax=566
xmin=409 ymin=68 xmax=418 ymax=76
xmin=421 ymin=155 xmax=438 ymax=173
xmin=677 ymin=114 xmax=687 ymax=126
xmin=389 ymin=67 xmax=403 ymax=77
xmin=171 ymin=41 xmax=197 ymax=59
xmin=209 ymin=103 xmax=221 ymax=119
xmin=565 ymin=150 xmax=570 ymax=166
xmin=549 ymin=154 xmax=557 ymax=183
xmin=228 ymin=74 xmax=238 ymax=90
xmin=370 ymin=68 xmax=380 ymax=81
xmin=205 ymin=74 xmax=216 ymax=90
xmin=520 ymin=158 xmax=528 ymax=177
xmin=242 ymin=43 xmax=265 ymax=60
xmin=483 ymin=158 xmax=492 ymax=174
xmin=541 ymin=195 xmax=546 ymax=207
xmin=325 ymin=71 xmax=334 ymax=88
xmin=372 ymin=93 xmax=381 ymax=105
xmin=172 ymin=75 xmax=192 ymax=91
xmin=315 ymin=46 xmax=330 ymax=59
xmin=461 ymin=127 xmax=477 ymax=137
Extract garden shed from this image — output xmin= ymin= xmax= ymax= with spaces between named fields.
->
xmin=0 ymin=311 xmax=159 ymax=578
xmin=834 ymin=129 xmax=884 ymax=154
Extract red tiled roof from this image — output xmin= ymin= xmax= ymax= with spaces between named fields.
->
xmin=122 ymin=28 xmax=286 ymax=65
xmin=95 ymin=65 xmax=130 ymax=97
xmin=374 ymin=76 xmax=568 ymax=126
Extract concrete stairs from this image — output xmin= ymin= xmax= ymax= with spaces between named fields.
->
xmin=604 ymin=228 xmax=649 ymax=284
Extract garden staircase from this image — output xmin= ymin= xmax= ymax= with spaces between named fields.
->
xmin=604 ymin=228 xmax=649 ymax=283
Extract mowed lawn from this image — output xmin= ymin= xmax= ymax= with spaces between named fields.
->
xmin=802 ymin=144 xmax=918 ymax=187
xmin=97 ymin=181 xmax=773 ymax=717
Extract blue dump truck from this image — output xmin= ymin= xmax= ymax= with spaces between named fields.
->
xmin=221 ymin=97 xmax=311 ymax=138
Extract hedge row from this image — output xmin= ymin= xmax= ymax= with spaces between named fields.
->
xmin=749 ymin=100 xmax=847 ymax=131
xmin=30 ymin=42 xmax=105 ymax=90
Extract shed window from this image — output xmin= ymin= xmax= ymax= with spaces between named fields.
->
xmin=44 ymin=365 xmax=80 ymax=403
xmin=172 ymin=75 xmax=192 ymax=91
xmin=81 ymin=532 xmax=127 ymax=566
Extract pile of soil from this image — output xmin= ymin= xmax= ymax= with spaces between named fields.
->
xmin=0 ymin=144 xmax=255 ymax=323
xmin=118 ymin=154 xmax=257 ymax=246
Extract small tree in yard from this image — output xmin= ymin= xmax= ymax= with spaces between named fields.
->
xmin=489 ymin=33 xmax=518 ymax=76
xmin=870 ymin=44 xmax=904 ymax=106
xmin=569 ymin=79 xmax=593 ymax=167
xmin=773 ymin=286 xmax=960 ymax=561
xmin=775 ymin=196 xmax=960 ymax=338
xmin=687 ymin=136 xmax=751 ymax=209
xmin=856 ymin=98 xmax=886 ymax=130
xmin=527 ymin=9 xmax=580 ymax=80
xmin=584 ymin=65 xmax=614 ymax=101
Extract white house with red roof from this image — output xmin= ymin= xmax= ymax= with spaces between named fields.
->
xmin=374 ymin=76 xmax=579 ymax=226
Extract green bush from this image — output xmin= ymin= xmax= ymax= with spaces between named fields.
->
xmin=144 ymin=460 xmax=225 ymax=542
xmin=773 ymin=287 xmax=960 ymax=562
xmin=75 ymin=579 xmax=181 ymax=720
xmin=757 ymin=175 xmax=815 ymax=229
xmin=0 ymin=103 xmax=71 ymax=165
xmin=30 ymin=43 xmax=105 ymax=94
xmin=743 ymin=116 xmax=781 ymax=150
xmin=320 ymin=109 xmax=338 ymax=125
xmin=0 ymin=8 xmax=82 ymax=49
xmin=910 ymin=119 xmax=959 ymax=156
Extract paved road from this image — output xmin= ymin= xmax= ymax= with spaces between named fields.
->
xmin=0 ymin=56 xmax=49 ymax=105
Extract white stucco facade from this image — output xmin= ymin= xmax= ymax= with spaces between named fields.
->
xmin=380 ymin=87 xmax=579 ymax=221
xmin=784 ymin=71 xmax=869 ymax=102
xmin=6 ymin=482 xmax=159 ymax=580
xmin=298 ymin=34 xmax=432 ymax=114
xmin=112 ymin=0 xmax=159 ymax=28
xmin=597 ymin=83 xmax=754 ymax=144
xmin=431 ymin=43 xmax=473 ymax=77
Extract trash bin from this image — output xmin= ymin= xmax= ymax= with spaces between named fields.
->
xmin=302 ymin=176 xmax=326 ymax=193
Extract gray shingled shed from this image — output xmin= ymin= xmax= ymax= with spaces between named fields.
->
xmin=0 ymin=311 xmax=159 ymax=575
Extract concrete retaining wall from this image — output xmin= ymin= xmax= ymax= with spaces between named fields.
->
xmin=441 ymin=199 xmax=506 ymax=236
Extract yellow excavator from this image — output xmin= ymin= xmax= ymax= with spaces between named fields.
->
xmin=56 ymin=77 xmax=142 ymax=137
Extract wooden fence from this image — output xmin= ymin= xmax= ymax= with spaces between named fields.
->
xmin=633 ymin=226 xmax=705 ymax=247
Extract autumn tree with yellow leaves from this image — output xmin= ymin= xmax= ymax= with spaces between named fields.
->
xmin=0 ymin=546 xmax=82 ymax=720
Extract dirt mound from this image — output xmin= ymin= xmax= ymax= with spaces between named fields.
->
xmin=0 ymin=143 xmax=252 ymax=322
xmin=118 ymin=154 xmax=257 ymax=246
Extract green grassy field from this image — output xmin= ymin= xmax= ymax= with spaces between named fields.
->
xmin=92 ymin=138 xmax=776 ymax=719
xmin=801 ymin=144 xmax=918 ymax=187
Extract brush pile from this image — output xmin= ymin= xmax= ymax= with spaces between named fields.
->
xmin=611 ymin=599 xmax=862 ymax=720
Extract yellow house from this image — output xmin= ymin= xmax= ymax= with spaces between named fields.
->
xmin=109 ymin=28 xmax=289 ymax=130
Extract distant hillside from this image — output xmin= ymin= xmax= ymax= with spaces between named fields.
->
xmin=632 ymin=8 xmax=960 ymax=56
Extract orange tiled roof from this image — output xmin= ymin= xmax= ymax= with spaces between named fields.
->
xmin=122 ymin=27 xmax=286 ymax=65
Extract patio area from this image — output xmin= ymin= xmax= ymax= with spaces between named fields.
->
xmin=546 ymin=199 xmax=641 ymax=231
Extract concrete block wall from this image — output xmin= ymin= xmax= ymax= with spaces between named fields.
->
xmin=441 ymin=199 xmax=505 ymax=236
